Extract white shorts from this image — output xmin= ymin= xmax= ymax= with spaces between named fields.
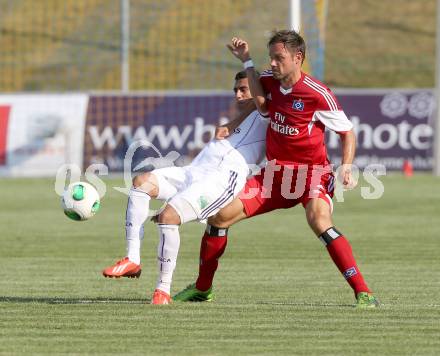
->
xmin=152 ymin=166 xmax=246 ymax=224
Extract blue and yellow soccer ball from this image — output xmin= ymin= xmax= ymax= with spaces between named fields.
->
xmin=61 ymin=182 xmax=100 ymax=221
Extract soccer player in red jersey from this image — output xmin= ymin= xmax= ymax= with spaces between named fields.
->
xmin=174 ymin=30 xmax=379 ymax=308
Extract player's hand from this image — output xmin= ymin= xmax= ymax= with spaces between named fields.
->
xmin=340 ymin=164 xmax=357 ymax=189
xmin=215 ymin=125 xmax=230 ymax=140
xmin=226 ymin=37 xmax=251 ymax=62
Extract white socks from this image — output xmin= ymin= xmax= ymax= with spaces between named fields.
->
xmin=156 ymin=224 xmax=180 ymax=295
xmin=124 ymin=187 xmax=181 ymax=296
xmin=125 ymin=187 xmax=151 ymax=265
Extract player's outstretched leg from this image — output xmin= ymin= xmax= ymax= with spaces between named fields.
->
xmin=173 ymin=224 xmax=227 ymax=302
xmin=173 ymin=196 xmax=247 ymax=302
xmin=103 ymin=173 xmax=158 ymax=278
xmin=196 ymin=225 xmax=228 ymax=292
xmin=102 ymin=187 xmax=149 ymax=278
xmin=306 ymin=198 xmax=379 ymax=308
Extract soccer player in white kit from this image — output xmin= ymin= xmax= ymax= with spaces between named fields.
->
xmin=102 ymin=71 xmax=268 ymax=304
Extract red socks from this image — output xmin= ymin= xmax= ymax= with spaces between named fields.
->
xmin=320 ymin=227 xmax=371 ymax=295
xmin=195 ymin=225 xmax=228 ymax=292
xmin=195 ymin=225 xmax=370 ymax=295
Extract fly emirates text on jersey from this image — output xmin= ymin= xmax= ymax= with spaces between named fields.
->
xmin=270 ymin=112 xmax=300 ymax=136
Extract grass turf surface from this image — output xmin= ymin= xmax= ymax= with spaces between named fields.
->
xmin=0 ymin=175 xmax=439 ymax=355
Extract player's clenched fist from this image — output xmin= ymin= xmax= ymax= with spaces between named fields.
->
xmin=215 ymin=125 xmax=230 ymax=140
xmin=226 ymin=37 xmax=251 ymax=62
xmin=339 ymin=164 xmax=357 ymax=190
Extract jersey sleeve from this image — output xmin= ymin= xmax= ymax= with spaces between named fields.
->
xmin=314 ymin=88 xmax=353 ymax=133
xmin=314 ymin=110 xmax=353 ymax=132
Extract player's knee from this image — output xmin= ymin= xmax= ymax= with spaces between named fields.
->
xmin=208 ymin=213 xmax=231 ymax=228
xmin=132 ymin=173 xmax=149 ymax=188
xmin=132 ymin=173 xmax=157 ymax=197
xmin=157 ymin=205 xmax=181 ymax=225
xmin=207 ymin=198 xmax=245 ymax=228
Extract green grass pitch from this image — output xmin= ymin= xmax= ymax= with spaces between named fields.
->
xmin=0 ymin=175 xmax=439 ymax=355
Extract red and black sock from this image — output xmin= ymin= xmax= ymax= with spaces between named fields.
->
xmin=319 ymin=227 xmax=371 ymax=295
xmin=195 ymin=224 xmax=228 ymax=292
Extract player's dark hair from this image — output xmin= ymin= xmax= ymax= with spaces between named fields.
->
xmin=234 ymin=70 xmax=260 ymax=81
xmin=268 ymin=30 xmax=306 ymax=63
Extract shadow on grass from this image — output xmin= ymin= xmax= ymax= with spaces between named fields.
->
xmin=0 ymin=296 xmax=353 ymax=307
xmin=256 ymin=301 xmax=354 ymax=308
xmin=0 ymin=296 xmax=149 ymax=304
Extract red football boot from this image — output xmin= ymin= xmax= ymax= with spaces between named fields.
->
xmin=102 ymin=257 xmax=141 ymax=278
xmin=151 ymin=289 xmax=171 ymax=305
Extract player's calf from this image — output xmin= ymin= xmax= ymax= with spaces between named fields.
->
xmin=195 ymin=224 xmax=228 ymax=292
xmin=305 ymin=198 xmax=333 ymax=236
xmin=153 ymin=217 xmax=180 ymax=297
xmin=319 ymin=226 xmax=373 ymax=298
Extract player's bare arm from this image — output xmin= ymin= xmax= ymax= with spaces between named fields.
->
xmin=338 ymin=129 xmax=356 ymax=188
xmin=215 ymin=98 xmax=255 ymax=139
xmin=227 ymin=37 xmax=268 ymax=115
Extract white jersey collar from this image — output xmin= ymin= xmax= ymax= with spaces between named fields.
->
xmin=279 ymin=86 xmax=292 ymax=95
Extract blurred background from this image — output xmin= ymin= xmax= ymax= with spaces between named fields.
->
xmin=0 ymin=0 xmax=437 ymax=176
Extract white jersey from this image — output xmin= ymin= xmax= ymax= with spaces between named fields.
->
xmin=190 ymin=110 xmax=268 ymax=177
xmin=152 ymin=111 xmax=267 ymax=223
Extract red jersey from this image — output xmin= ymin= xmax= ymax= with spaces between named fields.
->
xmin=260 ymin=70 xmax=352 ymax=166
